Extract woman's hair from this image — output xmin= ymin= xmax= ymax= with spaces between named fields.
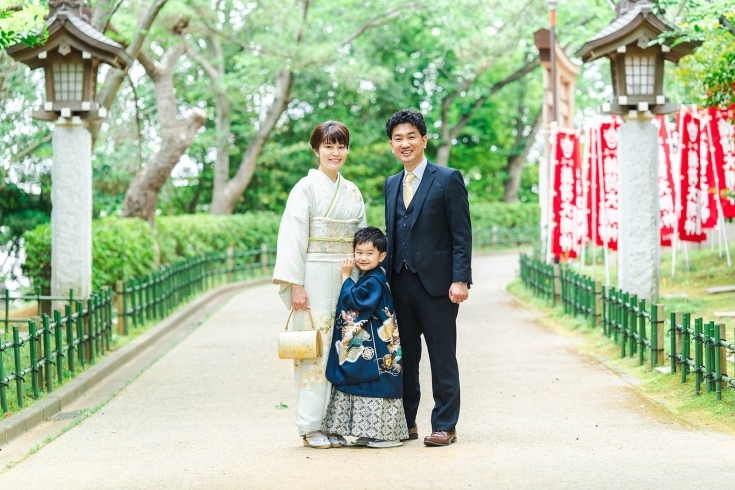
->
xmin=385 ymin=109 xmax=427 ymax=139
xmin=310 ymin=121 xmax=350 ymax=150
xmin=354 ymin=226 xmax=387 ymax=254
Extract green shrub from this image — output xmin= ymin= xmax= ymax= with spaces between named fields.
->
xmin=22 ymin=203 xmax=536 ymax=291
xmin=23 ymin=213 xmax=282 ymax=290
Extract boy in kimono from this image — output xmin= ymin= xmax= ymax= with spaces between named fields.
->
xmin=322 ymin=227 xmax=409 ymax=447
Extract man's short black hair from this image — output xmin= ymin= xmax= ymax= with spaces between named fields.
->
xmin=354 ymin=226 xmax=387 ymax=254
xmin=385 ymin=109 xmax=428 ymax=139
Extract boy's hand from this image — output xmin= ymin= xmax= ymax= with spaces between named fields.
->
xmin=340 ymin=257 xmax=355 ymax=280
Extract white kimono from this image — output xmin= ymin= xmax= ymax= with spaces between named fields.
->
xmin=272 ymin=169 xmax=367 ymax=435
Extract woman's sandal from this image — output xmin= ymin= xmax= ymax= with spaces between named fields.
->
xmin=302 ymin=430 xmax=332 ymax=449
xmin=325 ymin=433 xmax=347 ymax=448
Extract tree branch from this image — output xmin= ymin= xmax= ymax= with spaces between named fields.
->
xmin=340 ymin=2 xmax=424 ymax=45
xmin=720 ymin=15 xmax=735 ymax=37
xmin=12 ymin=133 xmax=52 ymax=162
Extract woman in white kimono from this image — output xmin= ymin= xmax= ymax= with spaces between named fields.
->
xmin=272 ymin=121 xmax=367 ymax=448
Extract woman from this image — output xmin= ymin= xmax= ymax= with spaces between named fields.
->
xmin=272 ymin=121 xmax=367 ymax=448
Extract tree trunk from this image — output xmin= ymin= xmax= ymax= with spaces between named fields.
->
xmin=122 ymin=44 xmax=207 ymax=222
xmin=89 ymin=0 xmax=170 ymax=147
xmin=503 ymin=112 xmax=541 ymax=203
xmin=210 ymin=68 xmax=294 ymax=215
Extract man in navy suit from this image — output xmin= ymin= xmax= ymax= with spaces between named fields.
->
xmin=383 ymin=109 xmax=472 ymax=447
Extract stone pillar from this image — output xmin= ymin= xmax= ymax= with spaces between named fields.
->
xmin=51 ymin=119 xmax=92 ymax=300
xmin=617 ymin=114 xmax=659 ymax=302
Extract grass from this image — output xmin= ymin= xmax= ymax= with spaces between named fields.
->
xmin=508 ymin=242 xmax=735 ymax=435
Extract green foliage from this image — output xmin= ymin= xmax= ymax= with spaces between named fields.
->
xmin=470 ymin=202 xmax=539 ymax=229
xmin=0 ymin=3 xmax=47 ymax=49
xmin=662 ymin=1 xmax=735 ymax=108
xmin=22 ymin=213 xmax=282 ymax=290
xmin=92 ymin=218 xmax=158 ymax=290
xmin=153 ymin=213 xmax=281 ymax=263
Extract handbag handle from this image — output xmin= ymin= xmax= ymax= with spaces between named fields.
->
xmin=284 ymin=308 xmax=317 ymax=331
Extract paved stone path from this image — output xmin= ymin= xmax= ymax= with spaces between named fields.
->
xmin=1 ymin=253 xmax=735 ymax=489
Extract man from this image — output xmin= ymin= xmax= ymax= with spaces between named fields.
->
xmin=383 ymin=109 xmax=472 ymax=447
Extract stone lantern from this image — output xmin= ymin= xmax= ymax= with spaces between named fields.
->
xmin=577 ymin=0 xmax=698 ymax=301
xmin=6 ymin=0 xmax=132 ymax=301
xmin=577 ymin=0 xmax=698 ymax=115
xmin=7 ymin=0 xmax=132 ymax=121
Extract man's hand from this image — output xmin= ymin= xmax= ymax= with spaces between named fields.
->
xmin=340 ymin=257 xmax=355 ymax=281
xmin=449 ymin=282 xmax=469 ymax=304
xmin=291 ymin=284 xmax=310 ymax=310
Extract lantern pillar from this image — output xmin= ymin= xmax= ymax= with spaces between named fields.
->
xmin=617 ymin=113 xmax=660 ymax=301
xmin=50 ymin=117 xmax=93 ymax=299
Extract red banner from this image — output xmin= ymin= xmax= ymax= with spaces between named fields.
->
xmin=550 ymin=128 xmax=582 ymax=261
xmin=596 ymin=117 xmax=621 ymax=251
xmin=707 ymin=106 xmax=735 ymax=218
xmin=653 ymin=115 xmax=676 ymax=246
xmin=677 ymin=108 xmax=708 ymax=242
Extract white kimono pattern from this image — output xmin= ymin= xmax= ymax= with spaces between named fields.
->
xmin=272 ymin=169 xmax=367 ymax=435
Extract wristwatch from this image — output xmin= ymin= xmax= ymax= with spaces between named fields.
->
xmin=458 ymin=282 xmax=468 ymax=287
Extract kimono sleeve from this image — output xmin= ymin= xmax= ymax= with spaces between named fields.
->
xmin=272 ymin=179 xmax=313 ymax=306
xmin=339 ymin=277 xmax=382 ymax=317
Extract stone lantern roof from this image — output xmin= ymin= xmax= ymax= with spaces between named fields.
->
xmin=577 ymin=0 xmax=698 ymax=64
xmin=7 ymin=0 xmax=132 ymax=70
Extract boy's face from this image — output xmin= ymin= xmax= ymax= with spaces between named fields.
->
xmin=354 ymin=242 xmax=387 ymax=272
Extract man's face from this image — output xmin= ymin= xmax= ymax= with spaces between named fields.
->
xmin=389 ymin=123 xmax=428 ymax=170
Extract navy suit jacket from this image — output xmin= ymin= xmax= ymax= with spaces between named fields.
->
xmin=383 ymin=161 xmax=472 ymax=297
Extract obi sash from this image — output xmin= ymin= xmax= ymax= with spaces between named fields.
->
xmin=307 ymin=218 xmax=358 ymax=254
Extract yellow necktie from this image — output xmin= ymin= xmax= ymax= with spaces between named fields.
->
xmin=403 ymin=172 xmax=416 ymax=208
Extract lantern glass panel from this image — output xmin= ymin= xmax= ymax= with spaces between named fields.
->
xmin=52 ymin=63 xmax=84 ymax=101
xmin=624 ymin=56 xmax=655 ymax=95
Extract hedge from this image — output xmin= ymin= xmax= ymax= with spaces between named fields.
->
xmin=22 ymin=203 xmax=538 ymax=290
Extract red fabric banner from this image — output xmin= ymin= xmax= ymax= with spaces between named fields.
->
xmin=596 ymin=117 xmax=621 ymax=251
xmin=677 ymin=108 xmax=708 ymax=242
xmin=653 ymin=115 xmax=676 ymax=246
xmin=550 ymin=128 xmax=582 ymax=261
xmin=707 ymin=105 xmax=735 ymax=218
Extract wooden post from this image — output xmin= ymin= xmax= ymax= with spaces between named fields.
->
xmin=718 ymin=324 xmax=728 ymax=389
xmin=656 ymin=304 xmax=665 ymax=366
xmin=261 ymin=244 xmax=270 ymax=277
xmin=227 ymin=246 xmax=234 ymax=283
xmin=673 ymin=312 xmax=683 ymax=373
xmin=115 ymin=280 xmax=125 ymax=335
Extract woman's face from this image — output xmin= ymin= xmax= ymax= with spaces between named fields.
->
xmin=315 ymin=140 xmax=348 ymax=175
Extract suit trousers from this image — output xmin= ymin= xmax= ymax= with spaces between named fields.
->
xmin=392 ymin=267 xmax=460 ymax=432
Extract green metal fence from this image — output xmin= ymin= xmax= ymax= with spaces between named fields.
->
xmin=1 ymin=244 xmax=276 ymax=414
xmin=0 ymin=289 xmax=113 ymax=413
xmin=519 ymin=254 xmax=735 ymax=409
xmin=669 ymin=314 xmax=735 ymax=401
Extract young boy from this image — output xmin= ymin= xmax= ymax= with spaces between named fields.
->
xmin=322 ymin=226 xmax=409 ymax=447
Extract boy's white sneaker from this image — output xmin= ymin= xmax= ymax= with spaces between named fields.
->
xmin=367 ymin=439 xmax=402 ymax=448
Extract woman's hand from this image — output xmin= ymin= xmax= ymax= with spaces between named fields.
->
xmin=291 ymin=284 xmax=310 ymax=310
xmin=340 ymin=257 xmax=355 ymax=281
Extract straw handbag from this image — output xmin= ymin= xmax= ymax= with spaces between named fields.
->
xmin=278 ymin=308 xmax=322 ymax=360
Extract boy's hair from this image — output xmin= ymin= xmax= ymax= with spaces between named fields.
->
xmin=385 ymin=109 xmax=427 ymax=139
xmin=354 ymin=226 xmax=387 ymax=254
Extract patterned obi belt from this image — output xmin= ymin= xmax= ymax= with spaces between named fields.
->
xmin=307 ymin=218 xmax=358 ymax=254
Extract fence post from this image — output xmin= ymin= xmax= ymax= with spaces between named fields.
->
xmin=718 ymin=324 xmax=727 ymax=393
xmin=652 ymin=304 xmax=665 ymax=368
xmin=552 ymin=264 xmax=560 ymax=307
xmin=12 ymin=326 xmax=23 ymax=407
xmin=714 ymin=323 xmax=722 ymax=401
xmin=115 ymin=280 xmax=125 ymax=336
xmin=261 ymin=244 xmax=270 ymax=277
xmin=673 ymin=312 xmax=682 ymax=373
xmin=227 ymin=246 xmax=234 ymax=283
xmin=694 ymin=317 xmax=703 ymax=395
